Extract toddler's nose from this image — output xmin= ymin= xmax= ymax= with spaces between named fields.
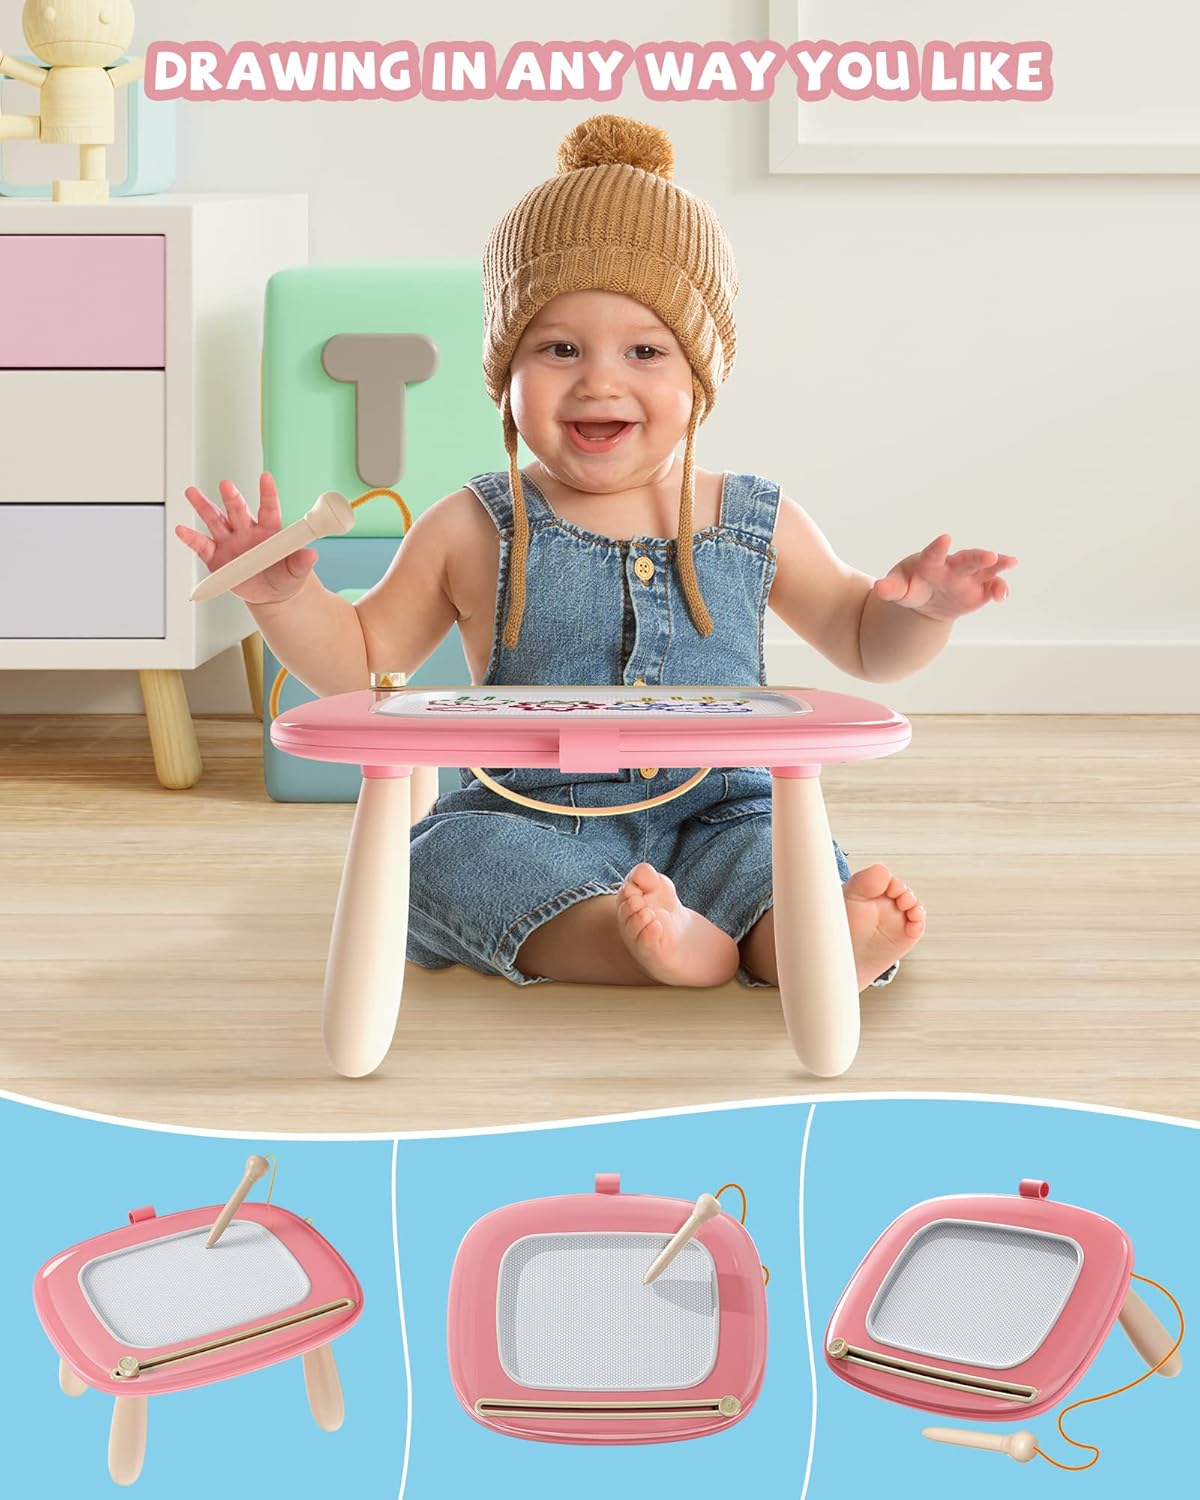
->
xmin=572 ymin=354 xmax=626 ymax=400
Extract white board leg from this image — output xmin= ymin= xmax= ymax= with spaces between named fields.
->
xmin=771 ymin=772 xmax=860 ymax=1077
xmin=302 ymin=1342 xmax=346 ymax=1432
xmin=323 ymin=772 xmax=411 ymax=1077
xmin=58 ymin=1357 xmax=87 ymax=1397
xmin=108 ymin=1396 xmax=147 ymax=1486
xmin=1118 ymin=1286 xmax=1183 ymax=1376
xmin=410 ymin=765 xmax=440 ymax=825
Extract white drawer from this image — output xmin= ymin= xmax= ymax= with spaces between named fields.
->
xmin=0 ymin=505 xmax=164 ymax=637
xmin=0 ymin=371 xmax=165 ymax=502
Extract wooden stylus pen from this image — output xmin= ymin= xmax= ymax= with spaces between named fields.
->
xmin=643 ymin=1193 xmax=721 ymax=1285
xmin=189 ymin=491 xmax=355 ymax=602
xmin=206 ymin=1155 xmax=271 ymax=1248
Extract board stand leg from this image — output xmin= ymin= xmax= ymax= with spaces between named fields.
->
xmin=410 ymin=765 xmax=439 ymax=825
xmin=58 ymin=1357 xmax=87 ymax=1397
xmin=108 ymin=1395 xmax=147 ymax=1486
xmin=771 ymin=770 xmax=860 ymax=1077
xmin=323 ymin=770 xmax=411 ymax=1077
xmin=138 ymin=669 xmax=202 ymax=790
xmin=1118 ymin=1286 xmax=1183 ymax=1377
xmin=302 ymin=1342 xmax=345 ymax=1431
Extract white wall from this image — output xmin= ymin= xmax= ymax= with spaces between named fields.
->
xmin=2 ymin=0 xmax=1196 ymax=713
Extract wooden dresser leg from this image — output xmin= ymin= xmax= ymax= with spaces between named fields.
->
xmin=138 ymin=670 xmax=202 ymax=790
xmin=241 ymin=632 xmax=265 ymax=720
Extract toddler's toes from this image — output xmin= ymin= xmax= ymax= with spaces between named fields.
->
xmin=616 ymin=887 xmax=643 ymax=920
xmin=629 ymin=861 xmax=675 ymax=901
xmin=843 ymin=863 xmax=926 ymax=992
xmin=614 ymin=862 xmax=738 ymax=986
xmin=640 ymin=914 xmax=665 ymax=949
xmin=843 ymin=863 xmax=893 ymax=903
xmin=622 ymin=904 xmax=654 ymax=940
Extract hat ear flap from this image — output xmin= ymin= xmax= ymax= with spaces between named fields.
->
xmin=676 ymin=374 xmax=713 ymax=637
xmin=500 ymin=385 xmax=529 ymax=650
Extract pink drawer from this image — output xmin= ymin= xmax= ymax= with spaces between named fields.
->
xmin=0 ymin=235 xmax=165 ymax=368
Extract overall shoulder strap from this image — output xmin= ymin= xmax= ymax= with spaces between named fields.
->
xmin=465 ymin=469 xmax=554 ymax=534
xmin=720 ymin=472 xmax=782 ymax=546
xmin=463 ymin=472 xmax=513 ymax=534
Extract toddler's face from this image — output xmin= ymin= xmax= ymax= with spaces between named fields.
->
xmin=509 ymin=291 xmax=694 ymax=493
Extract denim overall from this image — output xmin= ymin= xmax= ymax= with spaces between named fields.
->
xmin=406 ymin=468 xmax=857 ymax=986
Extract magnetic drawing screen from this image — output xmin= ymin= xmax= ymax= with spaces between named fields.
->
xmin=374 ymin=686 xmax=810 ymax=718
xmin=866 ymin=1219 xmax=1083 ymax=1369
xmin=79 ymin=1222 xmax=313 ymax=1349
xmin=497 ymin=1232 xmax=720 ymax=1391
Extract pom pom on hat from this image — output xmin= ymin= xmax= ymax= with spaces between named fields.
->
xmin=556 ymin=114 xmax=675 ymax=180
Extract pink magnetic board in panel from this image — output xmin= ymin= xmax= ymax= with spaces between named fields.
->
xmin=34 ymin=1202 xmax=362 ymax=1397
xmin=447 ymin=1174 xmax=768 ymax=1444
xmin=824 ymin=1182 xmax=1134 ymax=1421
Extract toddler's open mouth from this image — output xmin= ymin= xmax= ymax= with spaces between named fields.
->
xmin=564 ymin=420 xmax=635 ymax=453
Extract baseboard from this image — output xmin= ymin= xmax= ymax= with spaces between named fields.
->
xmin=762 ymin=639 xmax=1200 ymax=713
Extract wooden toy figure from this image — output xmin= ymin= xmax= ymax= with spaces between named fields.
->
xmin=0 ymin=0 xmax=144 ymax=202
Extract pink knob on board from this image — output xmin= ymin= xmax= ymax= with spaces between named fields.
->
xmin=1018 ymin=1180 xmax=1050 ymax=1199
xmin=595 ymin=1174 xmax=621 ymax=1195
xmin=127 ymin=1206 xmax=156 ymax=1222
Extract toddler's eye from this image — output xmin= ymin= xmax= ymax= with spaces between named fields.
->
xmin=545 ymin=342 xmax=578 ymax=359
xmin=629 ymin=345 xmax=665 ymax=362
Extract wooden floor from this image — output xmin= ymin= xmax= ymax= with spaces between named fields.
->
xmin=1 ymin=714 xmax=1196 ymax=1131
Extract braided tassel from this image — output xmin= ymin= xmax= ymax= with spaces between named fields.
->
xmin=500 ymin=390 xmax=530 ymax=649
xmin=676 ymin=374 xmax=713 ymax=637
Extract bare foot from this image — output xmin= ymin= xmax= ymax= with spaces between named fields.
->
xmin=843 ymin=864 xmax=926 ymax=991
xmin=616 ymin=863 xmax=740 ymax=987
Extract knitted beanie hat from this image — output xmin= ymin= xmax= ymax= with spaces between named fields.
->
xmin=481 ymin=114 xmax=739 ymax=649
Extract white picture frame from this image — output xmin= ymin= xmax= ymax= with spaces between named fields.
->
xmin=768 ymin=0 xmax=1200 ymax=173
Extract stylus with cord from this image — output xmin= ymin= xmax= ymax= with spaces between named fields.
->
xmin=189 ymin=490 xmax=356 ymax=601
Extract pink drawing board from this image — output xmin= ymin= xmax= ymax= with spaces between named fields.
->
xmin=271 ymin=685 xmax=910 ymax=774
xmin=34 ymin=1203 xmax=362 ymax=1397
xmin=824 ymin=1182 xmax=1133 ymax=1421
xmin=447 ymin=1173 xmax=768 ymax=1444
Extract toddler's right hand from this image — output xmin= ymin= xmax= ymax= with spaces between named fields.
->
xmin=176 ymin=472 xmax=318 ymax=605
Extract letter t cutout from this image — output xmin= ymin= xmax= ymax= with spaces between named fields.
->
xmin=321 ymin=333 xmax=439 ymax=488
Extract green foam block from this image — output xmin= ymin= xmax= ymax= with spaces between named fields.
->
xmin=262 ymin=262 xmax=501 ymax=534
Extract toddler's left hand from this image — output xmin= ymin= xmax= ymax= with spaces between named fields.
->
xmin=873 ymin=535 xmax=1017 ymax=621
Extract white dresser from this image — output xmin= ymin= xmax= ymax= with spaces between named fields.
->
xmin=0 ymin=193 xmax=308 ymax=785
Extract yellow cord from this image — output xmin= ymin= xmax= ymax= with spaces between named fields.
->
xmin=714 ymin=1182 xmax=769 ymax=1285
xmin=1033 ymin=1272 xmax=1183 ymax=1472
xmin=269 ymin=665 xmax=287 ymax=721
xmin=469 ymin=764 xmax=712 ymax=818
xmin=351 ymin=488 xmax=412 ymax=531
xmin=715 ymin=1182 xmax=747 ymax=1223
xmin=267 ymin=488 xmax=410 ymax=721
